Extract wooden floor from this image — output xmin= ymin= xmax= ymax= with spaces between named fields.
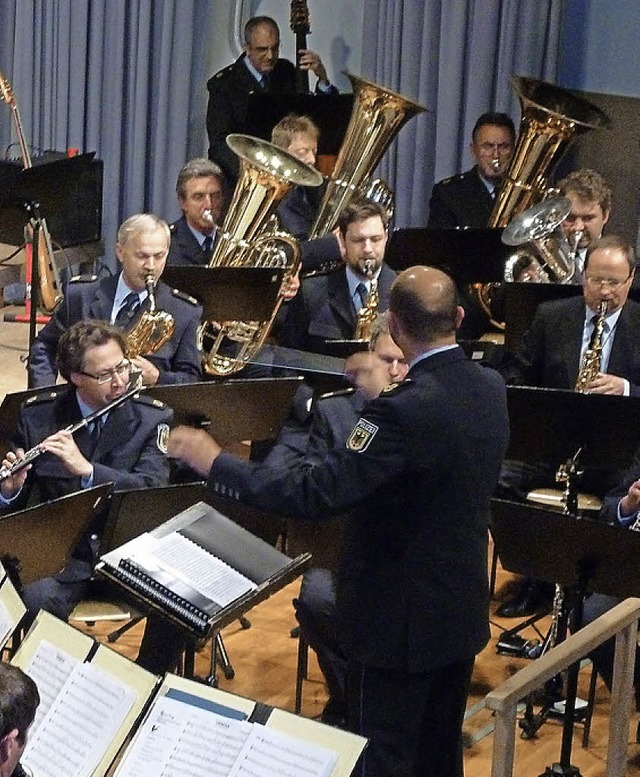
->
xmin=1 ymin=308 xmax=640 ymax=775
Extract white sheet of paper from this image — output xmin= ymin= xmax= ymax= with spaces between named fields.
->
xmin=0 ymin=600 xmax=12 ymax=647
xmin=23 ymin=639 xmax=80 ymax=736
xmin=23 ymin=660 xmax=136 ymax=777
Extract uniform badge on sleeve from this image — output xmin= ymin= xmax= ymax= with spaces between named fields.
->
xmin=346 ymin=418 xmax=379 ymax=453
xmin=157 ymin=423 xmax=170 ymax=453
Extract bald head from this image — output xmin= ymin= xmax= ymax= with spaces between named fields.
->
xmin=389 ymin=266 xmax=461 ymax=346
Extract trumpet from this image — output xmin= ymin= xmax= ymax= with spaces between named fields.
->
xmin=0 ymin=374 xmax=144 ymax=483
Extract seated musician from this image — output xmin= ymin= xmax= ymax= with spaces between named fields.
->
xmin=278 ymin=197 xmax=396 ymax=355
xmin=28 ymin=213 xmax=202 ymax=388
xmin=0 ymin=663 xmax=39 ymax=777
xmin=1 ymin=320 xmax=172 ymax=626
xmin=496 ymin=234 xmax=640 ymax=617
xmin=167 ymin=158 xmax=226 ymax=267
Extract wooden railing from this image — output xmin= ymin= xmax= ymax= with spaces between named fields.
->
xmin=486 ymin=597 xmax=640 ymax=777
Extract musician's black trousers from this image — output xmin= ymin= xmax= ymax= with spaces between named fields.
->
xmin=348 ymin=657 xmax=475 ymax=777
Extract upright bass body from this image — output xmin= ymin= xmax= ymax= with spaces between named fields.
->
xmin=200 ymin=134 xmax=323 ymax=376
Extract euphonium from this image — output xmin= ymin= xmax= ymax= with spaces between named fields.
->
xmin=575 ymin=300 xmax=607 ymax=393
xmin=125 ymin=275 xmax=175 ymax=359
xmin=308 ymin=73 xmax=427 ymax=238
xmin=200 ymin=134 xmax=323 ymax=376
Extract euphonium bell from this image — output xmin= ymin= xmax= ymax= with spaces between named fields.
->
xmin=200 ymin=134 xmax=323 ymax=376
xmin=309 ymin=73 xmax=427 ymax=238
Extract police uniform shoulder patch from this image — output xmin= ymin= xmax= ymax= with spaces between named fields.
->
xmin=171 ymin=288 xmax=199 ymax=306
xmin=380 ymin=378 xmax=411 ymax=394
xmin=157 ymin=423 xmax=170 ymax=453
xmin=132 ymin=394 xmax=168 ymax=411
xmin=69 ymin=274 xmax=98 ymax=284
xmin=346 ymin=417 xmax=379 ymax=453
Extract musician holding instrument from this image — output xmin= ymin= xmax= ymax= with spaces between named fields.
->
xmin=206 ymin=15 xmax=336 ymax=183
xmin=427 ymin=112 xmax=516 ymax=229
xmin=167 ymin=158 xmax=225 ymax=267
xmin=2 ymin=321 xmax=172 ymax=626
xmin=279 ymin=198 xmax=396 ymax=354
xmin=28 ymin=214 xmax=202 ymax=387
xmin=0 ymin=663 xmax=39 ymax=777
xmin=167 ymin=266 xmax=509 ymax=777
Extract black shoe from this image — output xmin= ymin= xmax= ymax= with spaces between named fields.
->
xmin=495 ymin=581 xmax=552 ymax=618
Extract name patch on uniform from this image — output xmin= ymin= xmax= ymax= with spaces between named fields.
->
xmin=157 ymin=423 xmax=170 ymax=453
xmin=346 ymin=418 xmax=379 ymax=453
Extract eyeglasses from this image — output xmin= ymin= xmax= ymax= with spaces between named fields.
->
xmin=80 ymin=359 xmax=132 ymax=384
xmin=585 ymin=275 xmax=631 ymax=290
xmin=479 ymin=142 xmax=512 ymax=153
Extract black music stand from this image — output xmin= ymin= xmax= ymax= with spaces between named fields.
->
xmin=491 ymin=498 xmax=640 ymax=775
xmin=385 ymin=227 xmax=509 ymax=281
xmin=503 ymin=284 xmax=582 ymax=354
xmin=0 ymin=154 xmax=97 ymax=379
xmin=161 ymin=266 xmax=285 ymax=322
xmin=0 ymin=484 xmax=112 ymax=589
xmin=147 ymin=377 xmax=301 ymax=441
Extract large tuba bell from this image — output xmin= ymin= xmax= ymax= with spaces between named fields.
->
xmin=308 ymin=73 xmax=427 ymax=238
xmin=489 ymin=76 xmax=610 ymax=228
xmin=200 ymin=134 xmax=323 ymax=376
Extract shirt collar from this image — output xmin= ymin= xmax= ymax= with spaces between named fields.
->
xmin=76 ymin=392 xmax=98 ymax=421
xmin=243 ymin=54 xmax=265 ymax=85
xmin=114 ymin=273 xmax=148 ymax=312
xmin=187 ymin=222 xmax=213 ymax=248
xmin=345 ymin=265 xmax=381 ymax=300
xmin=409 ymin=344 xmax=459 ymax=370
xmin=585 ymin=305 xmax=622 ymax=329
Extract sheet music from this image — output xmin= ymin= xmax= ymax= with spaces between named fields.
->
xmin=117 ymin=691 xmax=337 ymax=777
xmin=116 ymin=694 xmax=253 ymax=776
xmin=114 ymin=532 xmax=256 ymax=608
xmin=23 ymin=639 xmax=80 ymax=735
xmin=229 ymin=725 xmax=338 ymax=777
xmin=23 ymin=659 xmax=136 ymax=777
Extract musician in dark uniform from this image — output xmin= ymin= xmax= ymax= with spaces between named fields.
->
xmin=167 ymin=158 xmax=225 ymax=267
xmin=206 ymin=15 xmax=335 ymax=184
xmin=28 ymin=213 xmax=202 ymax=387
xmin=1 ymin=320 xmax=172 ymax=625
xmin=0 ymin=663 xmax=39 ymax=777
xmin=427 ymin=112 xmax=516 ymax=228
xmin=279 ymin=198 xmax=396 ymax=354
xmin=168 ymin=266 xmax=510 ymax=777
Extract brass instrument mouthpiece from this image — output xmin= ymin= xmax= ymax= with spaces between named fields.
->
xmin=490 ymin=157 xmax=502 ymax=174
xmin=202 ymin=209 xmax=215 ymax=224
xmin=362 ymin=259 xmax=376 ymax=279
xmin=571 ymin=230 xmax=583 ymax=259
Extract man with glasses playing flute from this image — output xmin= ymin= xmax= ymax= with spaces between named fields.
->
xmin=0 ymin=320 xmax=172 ymax=626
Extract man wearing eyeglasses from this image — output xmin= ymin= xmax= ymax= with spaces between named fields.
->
xmin=206 ymin=16 xmax=336 ymax=185
xmin=496 ymin=234 xmax=640 ymax=617
xmin=167 ymin=158 xmax=226 ymax=268
xmin=427 ymin=112 xmax=516 ymax=229
xmin=29 ymin=213 xmax=202 ymax=388
xmin=1 ymin=320 xmax=172 ymax=625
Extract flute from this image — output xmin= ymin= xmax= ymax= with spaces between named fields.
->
xmin=0 ymin=375 xmax=144 ymax=483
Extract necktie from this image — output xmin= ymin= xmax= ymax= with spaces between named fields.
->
xmin=355 ymin=282 xmax=369 ymax=310
xmin=202 ymin=235 xmax=213 ymax=254
xmin=88 ymin=419 xmax=102 ymax=444
xmin=260 ymin=73 xmax=270 ymax=90
xmin=115 ymin=292 xmax=140 ymax=328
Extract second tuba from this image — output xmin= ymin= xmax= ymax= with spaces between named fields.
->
xmin=308 ymin=73 xmax=427 ymax=238
xmin=200 ymin=134 xmax=323 ymax=376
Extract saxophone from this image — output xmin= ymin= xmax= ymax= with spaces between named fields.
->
xmin=125 ymin=275 xmax=176 ymax=359
xmin=574 ymin=300 xmax=607 ymax=393
xmin=353 ymin=277 xmax=379 ymax=341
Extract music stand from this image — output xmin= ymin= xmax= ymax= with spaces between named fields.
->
xmin=147 ymin=377 xmax=301 ymax=441
xmin=491 ymin=498 xmax=640 ymax=775
xmin=0 ymin=153 xmax=96 ymax=372
xmin=0 ymin=484 xmax=112 ymax=588
xmin=385 ymin=227 xmax=509 ymax=282
xmin=503 ymin=284 xmax=582 ymax=354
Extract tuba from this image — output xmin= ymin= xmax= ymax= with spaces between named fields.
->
xmin=125 ymin=274 xmax=176 ymax=359
xmin=473 ymin=77 xmax=610 ymax=326
xmin=200 ymin=134 xmax=323 ymax=376
xmin=308 ymin=73 xmax=427 ymax=238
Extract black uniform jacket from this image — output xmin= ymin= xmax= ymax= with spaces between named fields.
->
xmin=501 ymin=296 xmax=640 ymax=396
xmin=167 ymin=215 xmax=211 ymax=267
xmin=427 ymin=166 xmax=495 ymax=228
xmin=209 ymin=348 xmax=510 ymax=672
xmin=279 ymin=264 xmax=396 ymax=354
xmin=28 ymin=274 xmax=202 ymax=387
